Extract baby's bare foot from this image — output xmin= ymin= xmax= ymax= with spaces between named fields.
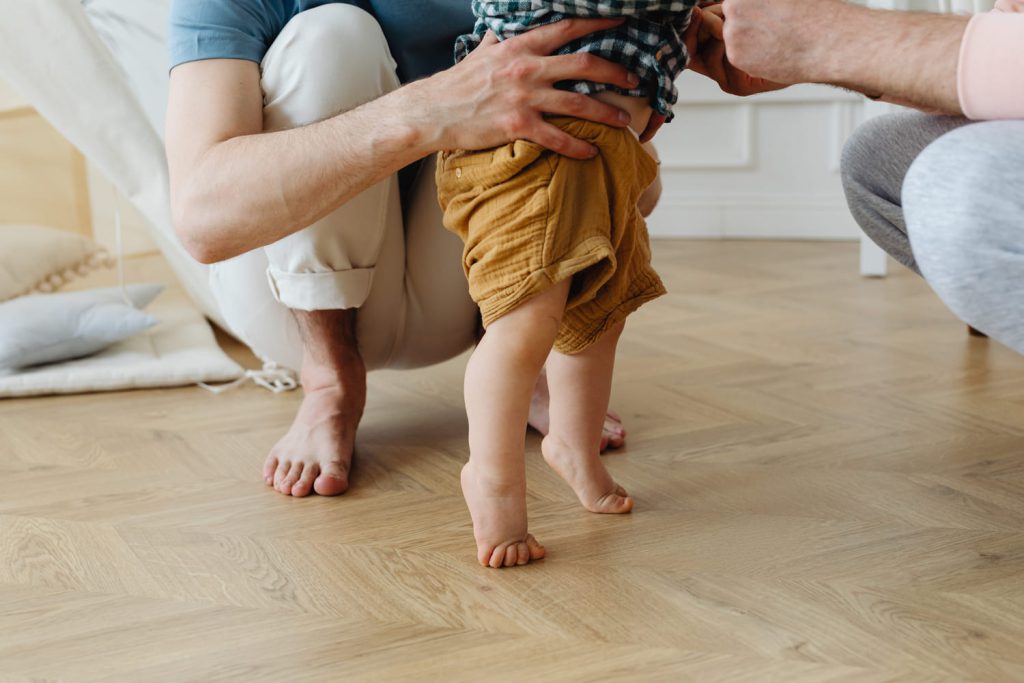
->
xmin=528 ymin=369 xmax=626 ymax=451
xmin=541 ymin=435 xmax=633 ymax=514
xmin=460 ymin=463 xmax=546 ymax=568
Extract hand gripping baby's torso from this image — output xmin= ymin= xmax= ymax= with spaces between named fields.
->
xmin=455 ymin=0 xmax=698 ymax=120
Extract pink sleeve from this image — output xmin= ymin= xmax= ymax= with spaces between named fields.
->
xmin=958 ymin=9 xmax=1024 ymax=119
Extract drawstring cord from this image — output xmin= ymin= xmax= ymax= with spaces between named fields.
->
xmin=111 ymin=189 xmax=298 ymax=395
xmin=199 ymin=360 xmax=299 ymax=395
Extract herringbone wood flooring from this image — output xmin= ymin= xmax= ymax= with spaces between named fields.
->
xmin=2 ymin=241 xmax=1023 ymax=682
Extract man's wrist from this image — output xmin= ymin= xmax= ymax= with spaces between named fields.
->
xmin=358 ymin=78 xmax=438 ymax=160
xmin=800 ymin=1 xmax=864 ymax=85
xmin=390 ymin=77 xmax=446 ymax=157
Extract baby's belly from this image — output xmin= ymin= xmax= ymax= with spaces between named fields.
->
xmin=591 ymin=91 xmax=653 ymax=136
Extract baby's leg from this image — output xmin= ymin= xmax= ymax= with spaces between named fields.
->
xmin=462 ymin=280 xmax=571 ymax=567
xmin=542 ymin=322 xmax=633 ymax=514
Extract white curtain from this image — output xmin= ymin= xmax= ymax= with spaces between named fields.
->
xmin=0 ymin=0 xmax=223 ymax=327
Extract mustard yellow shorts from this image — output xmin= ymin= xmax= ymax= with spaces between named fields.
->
xmin=435 ymin=117 xmax=666 ymax=354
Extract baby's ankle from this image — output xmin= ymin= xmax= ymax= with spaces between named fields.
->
xmin=463 ymin=460 xmax=525 ymax=496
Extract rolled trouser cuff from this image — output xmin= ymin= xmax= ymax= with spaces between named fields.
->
xmin=266 ymin=266 xmax=375 ymax=311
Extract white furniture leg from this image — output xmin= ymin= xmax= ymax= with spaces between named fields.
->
xmin=859 ymin=233 xmax=889 ymax=277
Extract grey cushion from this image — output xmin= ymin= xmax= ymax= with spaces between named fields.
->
xmin=0 ymin=284 xmax=162 ymax=370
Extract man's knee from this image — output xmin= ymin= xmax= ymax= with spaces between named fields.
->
xmin=841 ymin=114 xmax=899 ymax=195
xmin=905 ymin=122 xmax=1024 ymax=334
xmin=262 ymin=5 xmax=400 ymax=129
xmin=840 ymin=114 xmax=919 ymax=268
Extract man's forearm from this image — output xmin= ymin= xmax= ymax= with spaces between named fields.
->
xmin=817 ymin=5 xmax=968 ymax=113
xmin=173 ymin=84 xmax=435 ymax=264
xmin=722 ymin=0 xmax=970 ymax=114
xmin=169 ymin=19 xmax=641 ymax=264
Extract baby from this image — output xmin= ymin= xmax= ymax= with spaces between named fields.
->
xmin=437 ymin=0 xmax=696 ymax=567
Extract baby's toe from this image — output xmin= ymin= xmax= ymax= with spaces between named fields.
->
xmin=504 ymin=545 xmax=519 ymax=567
xmin=488 ymin=544 xmax=510 ymax=569
xmin=591 ymin=487 xmax=633 ymax=514
xmin=525 ymin=534 xmax=546 ymax=561
xmin=515 ymin=542 xmax=530 ymax=565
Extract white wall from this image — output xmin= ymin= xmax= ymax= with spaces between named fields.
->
xmin=650 ymin=76 xmax=864 ymax=240
xmin=0 ymin=77 xmax=23 ymax=111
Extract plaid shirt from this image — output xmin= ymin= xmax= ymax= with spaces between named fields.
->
xmin=455 ymin=1 xmax=698 ymax=120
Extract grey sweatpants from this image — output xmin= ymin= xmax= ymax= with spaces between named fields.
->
xmin=842 ymin=111 xmax=1024 ymax=354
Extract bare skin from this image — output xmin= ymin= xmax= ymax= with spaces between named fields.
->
xmin=689 ymin=0 xmax=969 ymax=114
xmin=165 ymin=19 xmax=654 ymax=499
xmin=541 ymin=321 xmax=633 ymax=515
xmin=462 ymin=281 xmax=634 ymax=568
xmin=528 ymin=370 xmax=626 ymax=451
xmin=462 ymin=96 xmax=651 ymax=567
xmin=262 ymin=310 xmax=628 ymax=499
xmin=262 ymin=309 xmax=364 ymax=497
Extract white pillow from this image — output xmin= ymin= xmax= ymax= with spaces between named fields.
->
xmin=0 ymin=224 xmax=113 ymax=301
xmin=0 ymin=289 xmax=244 ymax=397
xmin=0 ymin=283 xmax=162 ymax=370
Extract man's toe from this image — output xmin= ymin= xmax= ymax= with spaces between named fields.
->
xmin=263 ymin=457 xmax=278 ymax=485
xmin=279 ymin=462 xmax=303 ymax=495
xmin=313 ymin=461 xmax=349 ymax=496
xmin=272 ymin=460 xmax=291 ymax=491
xmin=291 ymin=465 xmax=318 ymax=497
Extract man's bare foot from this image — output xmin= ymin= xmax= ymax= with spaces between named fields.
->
xmin=528 ymin=368 xmax=626 ymax=451
xmin=541 ymin=434 xmax=633 ymax=514
xmin=460 ymin=462 xmax=546 ymax=568
xmin=263 ymin=309 xmax=366 ymax=497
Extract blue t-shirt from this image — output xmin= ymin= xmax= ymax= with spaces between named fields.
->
xmin=168 ymin=0 xmax=474 ymax=83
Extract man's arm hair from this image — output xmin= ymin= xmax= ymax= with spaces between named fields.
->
xmin=820 ymin=5 xmax=968 ymax=113
xmin=166 ymin=59 xmax=427 ymax=264
xmin=720 ymin=0 xmax=969 ymax=114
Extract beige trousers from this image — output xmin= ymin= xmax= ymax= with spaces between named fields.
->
xmin=208 ymin=4 xmax=478 ymax=372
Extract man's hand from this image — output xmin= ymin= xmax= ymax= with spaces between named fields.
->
xmin=683 ymin=5 xmax=788 ymax=97
xmin=714 ymin=0 xmax=966 ymax=113
xmin=717 ymin=0 xmax=839 ymax=86
xmin=417 ymin=19 xmax=642 ymax=159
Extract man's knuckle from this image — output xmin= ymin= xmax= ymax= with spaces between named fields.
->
xmin=506 ymin=61 xmax=533 ymax=82
xmin=504 ymin=111 xmax=529 ymax=133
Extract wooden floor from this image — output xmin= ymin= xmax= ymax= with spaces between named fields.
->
xmin=3 ymin=241 xmax=1024 ymax=682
